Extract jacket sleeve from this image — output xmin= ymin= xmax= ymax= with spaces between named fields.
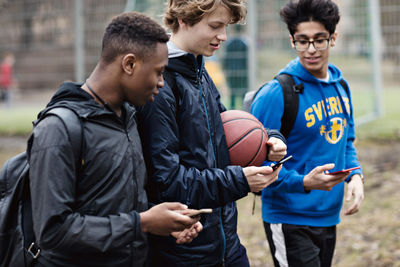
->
xmin=29 ymin=116 xmax=142 ymax=252
xmin=139 ymin=86 xmax=249 ymax=209
xmin=251 ymin=81 xmax=306 ymax=193
xmin=266 ymin=129 xmax=286 ymax=144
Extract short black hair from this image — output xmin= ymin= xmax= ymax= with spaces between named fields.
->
xmin=280 ymin=0 xmax=340 ymax=36
xmin=101 ymin=12 xmax=169 ymax=63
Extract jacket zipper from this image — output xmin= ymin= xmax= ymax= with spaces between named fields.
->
xmin=196 ymin=68 xmax=226 ymax=264
xmin=122 ymin=114 xmax=139 ymax=209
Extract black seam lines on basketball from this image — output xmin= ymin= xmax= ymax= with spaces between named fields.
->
xmin=227 ymin=127 xmax=264 ymax=149
xmin=245 ymin=128 xmax=264 ymax=166
xmin=223 ymin=117 xmax=262 ymax=125
xmin=227 ymin=127 xmax=264 ymax=166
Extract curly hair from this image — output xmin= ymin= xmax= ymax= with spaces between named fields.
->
xmin=164 ymin=0 xmax=247 ymax=33
xmin=101 ymin=12 xmax=169 ymax=63
xmin=280 ymin=0 xmax=340 ymax=36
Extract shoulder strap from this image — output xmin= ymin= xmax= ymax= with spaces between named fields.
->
xmin=339 ymin=79 xmax=349 ymax=96
xmin=275 ymin=74 xmax=303 ymax=140
xmin=37 ymin=107 xmax=83 ymax=171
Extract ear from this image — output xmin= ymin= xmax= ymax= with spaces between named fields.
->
xmin=121 ymin=53 xmax=136 ymax=75
xmin=330 ymin=32 xmax=338 ymax=47
xmin=178 ymin=18 xmax=188 ymax=30
xmin=289 ymin=35 xmax=295 ymax=49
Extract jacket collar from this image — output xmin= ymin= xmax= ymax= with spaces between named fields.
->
xmin=167 ymin=52 xmax=204 ymax=82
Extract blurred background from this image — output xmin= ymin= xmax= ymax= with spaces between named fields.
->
xmin=0 ymin=0 xmax=399 ymax=266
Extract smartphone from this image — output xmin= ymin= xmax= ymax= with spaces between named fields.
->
xmin=271 ymin=155 xmax=293 ymax=170
xmin=328 ymin=166 xmax=361 ymax=175
xmin=185 ymin=208 xmax=213 ymax=218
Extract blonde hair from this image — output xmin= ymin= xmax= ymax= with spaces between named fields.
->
xmin=164 ymin=0 xmax=247 ymax=32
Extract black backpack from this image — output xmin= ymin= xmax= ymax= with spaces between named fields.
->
xmin=243 ymin=74 xmax=349 ymax=139
xmin=0 ymin=107 xmax=82 ymax=267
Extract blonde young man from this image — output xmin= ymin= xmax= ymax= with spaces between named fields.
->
xmin=138 ymin=1 xmax=287 ymax=266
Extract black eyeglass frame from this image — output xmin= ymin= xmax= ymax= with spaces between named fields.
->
xmin=292 ymin=35 xmax=332 ymax=52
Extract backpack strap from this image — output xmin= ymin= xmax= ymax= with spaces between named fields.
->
xmin=31 ymin=107 xmax=84 ymax=174
xmin=275 ymin=74 xmax=303 ymax=140
xmin=339 ymin=79 xmax=350 ymax=96
xmin=23 ymin=108 xmax=83 ymax=261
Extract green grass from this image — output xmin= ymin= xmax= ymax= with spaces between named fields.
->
xmin=1 ymin=86 xmax=399 ymax=140
xmin=0 ymin=51 xmax=399 ymax=139
xmin=355 ymin=87 xmax=400 ymax=140
xmin=0 ymin=107 xmax=41 ymax=136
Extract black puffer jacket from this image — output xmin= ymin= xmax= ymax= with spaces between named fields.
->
xmin=139 ymin=53 xmax=283 ymax=266
xmin=29 ymin=82 xmax=148 ymax=266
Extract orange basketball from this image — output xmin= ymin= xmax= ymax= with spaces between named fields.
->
xmin=221 ymin=110 xmax=268 ymax=167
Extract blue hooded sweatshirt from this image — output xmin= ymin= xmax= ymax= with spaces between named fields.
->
xmin=251 ymin=58 xmax=363 ymax=227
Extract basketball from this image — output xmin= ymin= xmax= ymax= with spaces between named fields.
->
xmin=220 ymin=110 xmax=269 ymax=167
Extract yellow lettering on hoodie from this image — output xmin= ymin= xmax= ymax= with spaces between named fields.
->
xmin=305 ymin=107 xmax=315 ymax=127
xmin=321 ymin=100 xmax=327 ymax=117
xmin=328 ymin=97 xmax=340 ymax=115
xmin=312 ymin=102 xmax=324 ymax=121
xmin=336 ymin=96 xmax=343 ymax=113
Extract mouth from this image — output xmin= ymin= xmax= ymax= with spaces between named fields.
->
xmin=149 ymin=89 xmax=159 ymax=101
xmin=304 ymin=56 xmax=320 ymax=64
xmin=210 ymin=43 xmax=220 ymax=50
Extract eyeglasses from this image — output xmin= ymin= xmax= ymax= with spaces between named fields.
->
xmin=292 ymin=36 xmax=332 ymax=52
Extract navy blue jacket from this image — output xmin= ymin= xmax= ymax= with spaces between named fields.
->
xmin=138 ymin=53 xmax=250 ymax=266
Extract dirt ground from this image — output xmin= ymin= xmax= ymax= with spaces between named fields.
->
xmin=1 ymin=136 xmax=399 ymax=266
xmin=237 ymin=139 xmax=400 ymax=267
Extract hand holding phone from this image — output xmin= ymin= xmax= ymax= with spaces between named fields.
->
xmin=184 ymin=208 xmax=213 ymax=218
xmin=328 ymin=166 xmax=360 ymax=175
xmin=271 ymin=155 xmax=292 ymax=170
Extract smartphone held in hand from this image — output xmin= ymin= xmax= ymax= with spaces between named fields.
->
xmin=185 ymin=209 xmax=213 ymax=218
xmin=328 ymin=166 xmax=361 ymax=175
xmin=271 ymin=155 xmax=293 ymax=170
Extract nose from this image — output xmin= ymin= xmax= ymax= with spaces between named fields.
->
xmin=158 ymin=75 xmax=164 ymax=88
xmin=307 ymin=41 xmax=317 ymax=53
xmin=217 ymin=27 xmax=227 ymax=42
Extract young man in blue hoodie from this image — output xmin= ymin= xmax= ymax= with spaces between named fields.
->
xmin=251 ymin=0 xmax=365 ymax=266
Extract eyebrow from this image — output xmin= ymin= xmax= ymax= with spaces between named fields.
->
xmin=294 ymin=32 xmax=330 ymax=39
xmin=209 ymin=20 xmax=227 ymax=26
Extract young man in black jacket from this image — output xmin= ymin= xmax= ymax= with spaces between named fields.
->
xmin=29 ymin=12 xmax=202 ymax=267
xmin=138 ymin=1 xmax=287 ymax=266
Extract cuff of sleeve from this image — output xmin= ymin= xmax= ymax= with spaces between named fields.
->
xmin=129 ymin=211 xmax=143 ymax=237
xmin=266 ymin=129 xmax=287 ymax=144
xmin=237 ymin=166 xmax=251 ymax=193
xmin=289 ymin=173 xmax=308 ymax=193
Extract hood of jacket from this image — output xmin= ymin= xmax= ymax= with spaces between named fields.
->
xmin=279 ymin=57 xmax=344 ymax=85
xmin=166 ymin=41 xmax=205 ymax=82
xmin=278 ymin=57 xmax=351 ymax=120
xmin=37 ymin=82 xmax=136 ymax=122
